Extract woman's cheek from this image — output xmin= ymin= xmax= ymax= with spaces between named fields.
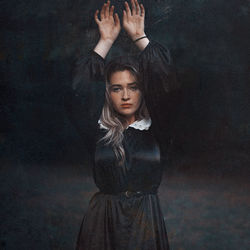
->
xmin=136 ymin=92 xmax=142 ymax=109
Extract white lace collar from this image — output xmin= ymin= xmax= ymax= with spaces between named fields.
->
xmin=98 ymin=118 xmax=152 ymax=131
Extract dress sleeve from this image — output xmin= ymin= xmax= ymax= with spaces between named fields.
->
xmin=139 ymin=41 xmax=181 ymax=153
xmin=63 ymin=51 xmax=106 ymax=152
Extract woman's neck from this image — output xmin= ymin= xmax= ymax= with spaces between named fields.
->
xmin=126 ymin=115 xmax=136 ymax=126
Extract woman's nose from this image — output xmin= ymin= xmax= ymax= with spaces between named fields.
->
xmin=122 ymin=89 xmax=130 ymax=100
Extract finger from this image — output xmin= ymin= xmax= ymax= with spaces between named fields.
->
xmin=100 ymin=3 xmax=105 ymax=20
xmin=114 ymin=13 xmax=120 ymax=27
xmin=123 ymin=9 xmax=128 ymax=23
xmin=131 ymin=0 xmax=136 ymax=16
xmin=140 ymin=3 xmax=145 ymax=18
xmin=110 ymin=5 xmax=114 ymax=17
xmin=135 ymin=0 xmax=140 ymax=15
xmin=105 ymin=0 xmax=110 ymax=18
xmin=94 ymin=10 xmax=101 ymax=24
xmin=124 ymin=1 xmax=132 ymax=17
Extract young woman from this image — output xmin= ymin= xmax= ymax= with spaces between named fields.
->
xmin=64 ymin=0 xmax=179 ymax=249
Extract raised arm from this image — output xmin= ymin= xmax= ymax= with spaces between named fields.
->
xmin=94 ymin=0 xmax=121 ymax=58
xmin=122 ymin=0 xmax=180 ymax=153
xmin=123 ymin=0 xmax=149 ymax=51
xmin=64 ymin=1 xmax=121 ymax=152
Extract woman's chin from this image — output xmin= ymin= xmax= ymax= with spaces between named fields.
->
xmin=118 ymin=110 xmax=136 ymax=117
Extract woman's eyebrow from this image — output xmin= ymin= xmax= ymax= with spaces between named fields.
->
xmin=110 ymin=84 xmax=121 ymax=87
xmin=110 ymin=82 xmax=137 ymax=86
xmin=127 ymin=82 xmax=137 ymax=85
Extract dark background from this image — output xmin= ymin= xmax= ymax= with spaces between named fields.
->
xmin=0 ymin=0 xmax=249 ymax=249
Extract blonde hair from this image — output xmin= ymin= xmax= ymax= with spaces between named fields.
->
xmin=99 ymin=58 xmax=149 ymax=166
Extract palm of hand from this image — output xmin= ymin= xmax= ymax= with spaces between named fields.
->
xmin=122 ymin=0 xmax=145 ymax=40
xmin=123 ymin=16 xmax=144 ymax=39
xmin=99 ymin=18 xmax=120 ymax=41
xmin=94 ymin=1 xmax=121 ymax=43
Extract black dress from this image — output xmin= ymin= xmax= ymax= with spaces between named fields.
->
xmin=64 ymin=41 xmax=179 ymax=250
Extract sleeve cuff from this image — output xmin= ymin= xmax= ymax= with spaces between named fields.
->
xmin=138 ymin=40 xmax=159 ymax=57
xmin=91 ymin=50 xmax=106 ymax=62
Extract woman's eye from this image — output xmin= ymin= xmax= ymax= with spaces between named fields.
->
xmin=111 ymin=87 xmax=121 ymax=92
xmin=130 ymin=86 xmax=138 ymax=91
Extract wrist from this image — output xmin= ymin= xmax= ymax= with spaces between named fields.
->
xmin=133 ymin=34 xmax=149 ymax=51
xmin=99 ymin=38 xmax=115 ymax=45
xmin=130 ymin=32 xmax=146 ymax=41
xmin=93 ymin=39 xmax=114 ymax=59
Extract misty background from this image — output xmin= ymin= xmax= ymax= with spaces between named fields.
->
xmin=0 ymin=0 xmax=249 ymax=249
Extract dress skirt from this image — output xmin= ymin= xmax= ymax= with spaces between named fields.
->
xmin=76 ymin=192 xmax=169 ymax=250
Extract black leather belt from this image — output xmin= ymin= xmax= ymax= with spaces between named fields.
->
xmin=101 ymin=190 xmax=157 ymax=198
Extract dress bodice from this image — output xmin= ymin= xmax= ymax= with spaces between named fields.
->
xmin=94 ymin=126 xmax=162 ymax=194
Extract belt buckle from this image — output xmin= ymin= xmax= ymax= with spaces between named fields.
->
xmin=125 ymin=190 xmax=132 ymax=198
xmin=125 ymin=190 xmax=142 ymax=198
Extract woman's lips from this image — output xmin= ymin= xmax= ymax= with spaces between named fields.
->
xmin=121 ymin=104 xmax=132 ymax=108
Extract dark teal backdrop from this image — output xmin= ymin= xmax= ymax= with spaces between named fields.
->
xmin=0 ymin=0 xmax=249 ymax=249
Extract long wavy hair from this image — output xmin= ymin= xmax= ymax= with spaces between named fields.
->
xmin=99 ymin=56 xmax=149 ymax=166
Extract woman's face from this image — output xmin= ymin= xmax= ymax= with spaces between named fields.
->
xmin=108 ymin=70 xmax=142 ymax=124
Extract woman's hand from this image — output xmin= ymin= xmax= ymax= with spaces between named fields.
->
xmin=95 ymin=1 xmax=121 ymax=43
xmin=123 ymin=0 xmax=149 ymax=50
xmin=123 ymin=0 xmax=145 ymax=40
xmin=94 ymin=1 xmax=121 ymax=58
